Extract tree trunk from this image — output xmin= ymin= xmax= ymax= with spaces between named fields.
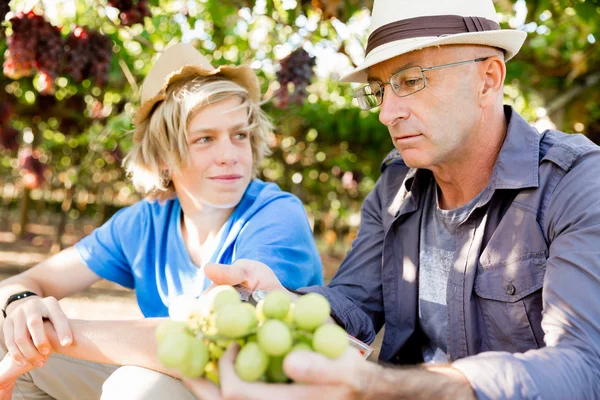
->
xmin=52 ymin=188 xmax=73 ymax=252
xmin=18 ymin=188 xmax=31 ymax=239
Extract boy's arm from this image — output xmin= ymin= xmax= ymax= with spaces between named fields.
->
xmin=43 ymin=318 xmax=178 ymax=377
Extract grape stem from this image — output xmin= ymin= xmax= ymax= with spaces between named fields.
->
xmin=196 ymin=328 xmax=259 ymax=342
xmin=294 ymin=331 xmax=313 ymax=341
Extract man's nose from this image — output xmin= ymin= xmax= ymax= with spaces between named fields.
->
xmin=378 ymin=86 xmax=410 ymax=127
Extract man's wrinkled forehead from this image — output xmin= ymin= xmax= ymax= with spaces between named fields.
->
xmin=366 ymin=45 xmax=479 ymax=81
xmin=367 ymin=57 xmax=421 ymax=82
xmin=366 ymin=47 xmax=438 ymax=82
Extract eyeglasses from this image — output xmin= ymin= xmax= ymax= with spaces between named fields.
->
xmin=354 ymin=57 xmax=490 ymax=110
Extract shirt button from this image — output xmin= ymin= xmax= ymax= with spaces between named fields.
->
xmin=506 ymin=284 xmax=516 ymax=295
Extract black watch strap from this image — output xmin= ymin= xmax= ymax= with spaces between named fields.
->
xmin=2 ymin=291 xmax=38 ymax=318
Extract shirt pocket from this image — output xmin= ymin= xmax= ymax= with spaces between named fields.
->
xmin=474 ymin=254 xmax=546 ymax=353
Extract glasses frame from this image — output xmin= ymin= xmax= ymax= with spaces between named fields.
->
xmin=355 ymin=57 xmax=491 ymax=110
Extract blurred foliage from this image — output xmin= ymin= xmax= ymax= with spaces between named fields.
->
xmin=0 ymin=0 xmax=599 ymax=252
xmin=497 ymin=0 xmax=600 ymax=140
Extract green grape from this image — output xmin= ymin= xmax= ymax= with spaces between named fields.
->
xmin=255 ymin=300 xmax=266 ymax=324
xmin=235 ymin=342 xmax=269 ymax=382
xmin=257 ymin=320 xmax=293 ymax=357
xmin=215 ymin=303 xmax=255 ymax=338
xmin=266 ymin=356 xmax=289 ymax=383
xmin=283 ymin=303 xmax=295 ymax=326
xmin=204 ymin=314 xmax=218 ymax=336
xmin=215 ymin=338 xmax=246 ymax=349
xmin=289 ymin=342 xmax=313 ymax=353
xmin=215 ymin=338 xmax=233 ymax=348
xmin=157 ymin=331 xmax=192 ymax=368
xmin=293 ymin=293 xmax=331 ymax=331
xmin=262 ymin=291 xmax=291 ymax=320
xmin=155 ymin=320 xmax=188 ymax=344
xmin=179 ymin=339 xmax=209 ymax=378
xmin=246 ymin=334 xmax=257 ymax=343
xmin=312 ymin=324 xmax=348 ymax=359
xmin=294 ymin=329 xmax=313 ymax=345
xmin=208 ymin=342 xmax=224 ymax=360
xmin=212 ymin=288 xmax=241 ymax=312
xmin=204 ymin=360 xmax=220 ymax=386
xmin=241 ymin=302 xmax=259 ymax=330
xmin=187 ymin=315 xmax=202 ymax=332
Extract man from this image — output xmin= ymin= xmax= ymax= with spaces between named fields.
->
xmin=186 ymin=0 xmax=600 ymax=399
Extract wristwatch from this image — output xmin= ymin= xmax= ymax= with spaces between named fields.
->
xmin=2 ymin=291 xmax=38 ymax=318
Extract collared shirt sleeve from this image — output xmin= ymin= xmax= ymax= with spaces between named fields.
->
xmin=300 ymin=176 xmax=387 ymax=345
xmin=454 ymin=149 xmax=600 ymax=399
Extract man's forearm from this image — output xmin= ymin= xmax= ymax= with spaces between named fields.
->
xmin=43 ymin=318 xmax=178 ymax=378
xmin=363 ymin=363 xmax=475 ymax=400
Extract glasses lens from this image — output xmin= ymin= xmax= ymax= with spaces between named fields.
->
xmin=355 ymin=83 xmax=382 ymax=110
xmin=390 ymin=67 xmax=425 ymax=97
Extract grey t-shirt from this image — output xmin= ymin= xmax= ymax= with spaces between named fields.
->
xmin=419 ymin=180 xmax=484 ymax=363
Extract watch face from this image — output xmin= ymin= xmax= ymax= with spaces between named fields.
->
xmin=347 ymin=334 xmax=374 ymax=360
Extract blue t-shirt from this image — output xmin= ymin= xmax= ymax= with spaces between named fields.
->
xmin=75 ymin=179 xmax=323 ymax=317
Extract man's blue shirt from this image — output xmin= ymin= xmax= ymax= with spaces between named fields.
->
xmin=75 ymin=179 xmax=323 ymax=317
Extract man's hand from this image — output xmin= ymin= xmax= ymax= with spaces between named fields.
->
xmin=204 ymin=259 xmax=287 ymax=293
xmin=2 ymin=296 xmax=72 ymax=368
xmin=185 ymin=343 xmax=476 ymax=400
xmin=185 ymin=344 xmax=372 ymax=400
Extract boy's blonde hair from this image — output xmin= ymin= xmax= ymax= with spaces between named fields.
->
xmin=124 ymin=75 xmax=272 ymax=202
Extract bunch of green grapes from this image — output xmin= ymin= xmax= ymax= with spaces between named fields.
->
xmin=155 ymin=286 xmax=348 ymax=384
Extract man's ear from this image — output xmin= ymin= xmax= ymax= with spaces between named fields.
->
xmin=479 ymin=56 xmax=506 ymax=107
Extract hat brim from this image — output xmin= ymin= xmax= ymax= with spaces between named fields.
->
xmin=134 ymin=64 xmax=261 ymax=127
xmin=341 ymin=30 xmax=527 ymax=83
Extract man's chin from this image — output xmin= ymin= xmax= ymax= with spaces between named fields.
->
xmin=395 ymin=149 xmax=430 ymax=169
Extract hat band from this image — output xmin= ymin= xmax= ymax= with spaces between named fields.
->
xmin=366 ymin=15 xmax=500 ymax=55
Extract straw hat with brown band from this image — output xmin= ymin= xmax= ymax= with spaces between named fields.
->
xmin=341 ymin=0 xmax=527 ymax=83
xmin=133 ymin=42 xmax=261 ymax=142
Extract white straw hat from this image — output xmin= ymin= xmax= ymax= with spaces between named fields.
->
xmin=341 ymin=0 xmax=527 ymax=83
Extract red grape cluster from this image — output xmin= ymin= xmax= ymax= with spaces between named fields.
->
xmin=0 ymin=102 xmax=11 ymax=124
xmin=274 ymin=49 xmax=316 ymax=108
xmin=3 ymin=12 xmax=63 ymax=93
xmin=0 ymin=102 xmax=19 ymax=151
xmin=19 ymin=148 xmax=46 ymax=189
xmin=36 ymin=20 xmax=64 ymax=92
xmin=0 ymin=125 xmax=19 ymax=151
xmin=107 ymin=0 xmax=151 ymax=26
xmin=5 ymin=12 xmax=63 ymax=80
xmin=3 ymin=13 xmax=113 ymax=88
xmin=2 ymin=12 xmax=39 ymax=79
xmin=63 ymin=27 xmax=113 ymax=87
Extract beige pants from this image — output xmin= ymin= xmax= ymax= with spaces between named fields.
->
xmin=0 ymin=346 xmax=197 ymax=400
